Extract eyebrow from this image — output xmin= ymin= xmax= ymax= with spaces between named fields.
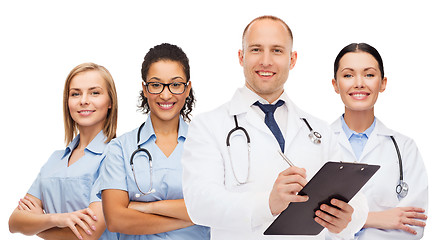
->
xmin=247 ymin=44 xmax=286 ymax=49
xmin=340 ymin=67 xmax=377 ymax=72
xmin=147 ymin=76 xmax=185 ymax=81
xmin=69 ymin=86 xmax=103 ymax=91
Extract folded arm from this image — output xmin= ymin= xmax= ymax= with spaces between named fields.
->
xmin=9 ymin=194 xmax=103 ymax=240
xmin=102 ymin=189 xmax=193 ymax=235
xmin=128 ymin=199 xmax=192 ymax=222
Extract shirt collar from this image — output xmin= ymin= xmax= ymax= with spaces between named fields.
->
xmin=63 ymin=130 xmax=107 ymax=158
xmin=238 ymin=85 xmax=289 ymax=108
xmin=341 ymin=115 xmax=376 ymax=140
xmin=138 ymin=115 xmax=188 ymax=145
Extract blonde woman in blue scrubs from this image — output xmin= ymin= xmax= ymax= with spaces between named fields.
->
xmin=331 ymin=43 xmax=428 ymax=239
xmin=9 ymin=63 xmax=119 ymax=240
xmin=98 ymin=43 xmax=209 ymax=240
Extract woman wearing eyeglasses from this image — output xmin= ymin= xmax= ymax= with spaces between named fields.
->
xmin=9 ymin=63 xmax=118 ymax=240
xmin=98 ymin=43 xmax=210 ymax=239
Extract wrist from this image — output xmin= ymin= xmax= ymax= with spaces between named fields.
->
xmin=363 ymin=212 xmax=378 ymax=229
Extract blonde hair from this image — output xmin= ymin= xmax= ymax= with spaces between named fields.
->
xmin=63 ymin=62 xmax=118 ymax=145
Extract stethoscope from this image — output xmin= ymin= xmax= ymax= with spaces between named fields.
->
xmin=390 ymin=136 xmax=409 ymax=198
xmin=226 ymin=115 xmax=321 ymax=185
xmin=130 ymin=122 xmax=156 ymax=198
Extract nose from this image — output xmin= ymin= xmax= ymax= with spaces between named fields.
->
xmin=354 ymin=75 xmax=365 ymax=89
xmin=80 ymin=93 xmax=90 ymax=105
xmin=159 ymin=85 xmax=173 ymax=100
xmin=260 ymin=51 xmax=273 ymax=67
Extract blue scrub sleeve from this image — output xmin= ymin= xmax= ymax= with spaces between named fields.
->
xmin=97 ymin=139 xmax=129 ymax=198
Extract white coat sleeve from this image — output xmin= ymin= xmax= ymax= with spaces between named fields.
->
xmin=182 ymin=114 xmax=273 ymax=231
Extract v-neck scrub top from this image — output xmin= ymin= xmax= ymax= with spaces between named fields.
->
xmin=28 ymin=130 xmax=117 ymax=240
xmin=98 ymin=115 xmax=210 ymax=240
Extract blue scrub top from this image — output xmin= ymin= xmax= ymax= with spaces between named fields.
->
xmin=28 ymin=130 xmax=118 ymax=240
xmin=98 ymin=115 xmax=210 ymax=240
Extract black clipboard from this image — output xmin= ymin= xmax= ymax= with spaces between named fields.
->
xmin=264 ymin=161 xmax=379 ymax=235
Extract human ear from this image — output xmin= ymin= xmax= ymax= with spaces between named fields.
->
xmin=238 ymin=49 xmax=244 ymax=67
xmin=332 ymin=78 xmax=340 ymax=94
xmin=289 ymin=51 xmax=297 ymax=70
xmin=379 ymin=77 xmax=387 ymax=93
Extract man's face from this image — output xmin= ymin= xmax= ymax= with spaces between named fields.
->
xmin=238 ymin=19 xmax=296 ymax=103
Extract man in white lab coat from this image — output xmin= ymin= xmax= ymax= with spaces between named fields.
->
xmin=182 ymin=15 xmax=367 ymax=239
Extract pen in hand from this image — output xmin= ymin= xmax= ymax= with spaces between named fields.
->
xmin=278 ymin=150 xmax=294 ymax=167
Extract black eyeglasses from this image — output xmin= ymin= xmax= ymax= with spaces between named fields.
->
xmin=144 ymin=82 xmax=188 ymax=95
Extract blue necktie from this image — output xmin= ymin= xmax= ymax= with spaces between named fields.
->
xmin=254 ymin=100 xmax=285 ymax=152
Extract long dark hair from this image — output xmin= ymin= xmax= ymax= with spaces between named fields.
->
xmin=138 ymin=43 xmax=195 ymax=122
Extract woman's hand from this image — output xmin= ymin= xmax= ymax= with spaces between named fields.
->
xmin=50 ymin=208 xmax=98 ymax=240
xmin=365 ymin=207 xmax=427 ymax=235
xmin=17 ymin=196 xmax=44 ymax=214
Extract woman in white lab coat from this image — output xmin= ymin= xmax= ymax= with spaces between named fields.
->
xmin=331 ymin=43 xmax=428 ymax=239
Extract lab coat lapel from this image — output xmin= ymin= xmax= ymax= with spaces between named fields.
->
xmin=359 ymin=118 xmax=393 ymax=161
xmin=284 ymin=101 xmax=304 ymax=151
xmin=228 ymin=88 xmax=272 ymax=136
xmin=331 ymin=117 xmax=356 ymax=161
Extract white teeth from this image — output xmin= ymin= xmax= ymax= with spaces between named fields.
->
xmin=351 ymin=94 xmax=367 ymax=97
xmin=258 ymin=71 xmax=273 ymax=76
xmin=159 ymin=103 xmax=173 ymax=108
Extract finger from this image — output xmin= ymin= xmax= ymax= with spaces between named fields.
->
xmin=406 ymin=212 xmax=428 ymax=220
xmin=401 ymin=207 xmax=425 ymax=213
xmin=399 ymin=224 xmax=417 ymax=235
xmin=72 ymin=215 xmax=93 ymax=236
xmin=314 ymin=216 xmax=341 ymax=234
xmin=281 ymin=166 xmax=307 ymax=178
xmin=315 ymin=209 xmax=338 ymax=226
xmin=320 ymin=204 xmax=345 ymax=220
xmin=24 ymin=196 xmax=37 ymax=208
xmin=283 ymin=194 xmax=309 ymax=203
xmin=67 ymin=222 xmax=84 ymax=240
xmin=77 ymin=212 xmax=97 ymax=231
xmin=18 ymin=200 xmax=30 ymax=211
xmin=277 ymin=175 xmax=308 ymax=189
xmin=84 ymin=208 xmax=98 ymax=221
xmin=404 ymin=217 xmax=427 ymax=227
xmin=20 ymin=198 xmax=33 ymax=209
xmin=330 ymin=199 xmax=354 ymax=213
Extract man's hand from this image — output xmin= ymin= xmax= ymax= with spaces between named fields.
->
xmin=269 ymin=166 xmax=309 ymax=216
xmin=314 ymin=198 xmax=353 ymax=234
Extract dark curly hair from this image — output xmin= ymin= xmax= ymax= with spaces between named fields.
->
xmin=138 ymin=43 xmax=195 ymax=122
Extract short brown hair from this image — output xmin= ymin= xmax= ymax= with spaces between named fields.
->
xmin=242 ymin=15 xmax=294 ymax=49
xmin=63 ymin=63 xmax=118 ymax=145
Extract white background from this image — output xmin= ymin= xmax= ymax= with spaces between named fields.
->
xmin=1 ymin=0 xmax=435 ymax=239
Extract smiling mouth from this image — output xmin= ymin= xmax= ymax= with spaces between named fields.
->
xmin=349 ymin=93 xmax=370 ymax=99
xmin=78 ymin=110 xmax=95 ymax=116
xmin=158 ymin=103 xmax=175 ymax=109
xmin=256 ymin=71 xmax=275 ymax=77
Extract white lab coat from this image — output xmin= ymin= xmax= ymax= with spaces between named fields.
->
xmin=182 ymin=88 xmax=367 ymax=240
xmin=331 ymin=117 xmax=428 ymax=239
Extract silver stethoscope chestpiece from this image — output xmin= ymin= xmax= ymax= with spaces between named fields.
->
xmin=396 ymin=181 xmax=409 ymax=198
xmin=308 ymin=130 xmax=322 ymax=144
